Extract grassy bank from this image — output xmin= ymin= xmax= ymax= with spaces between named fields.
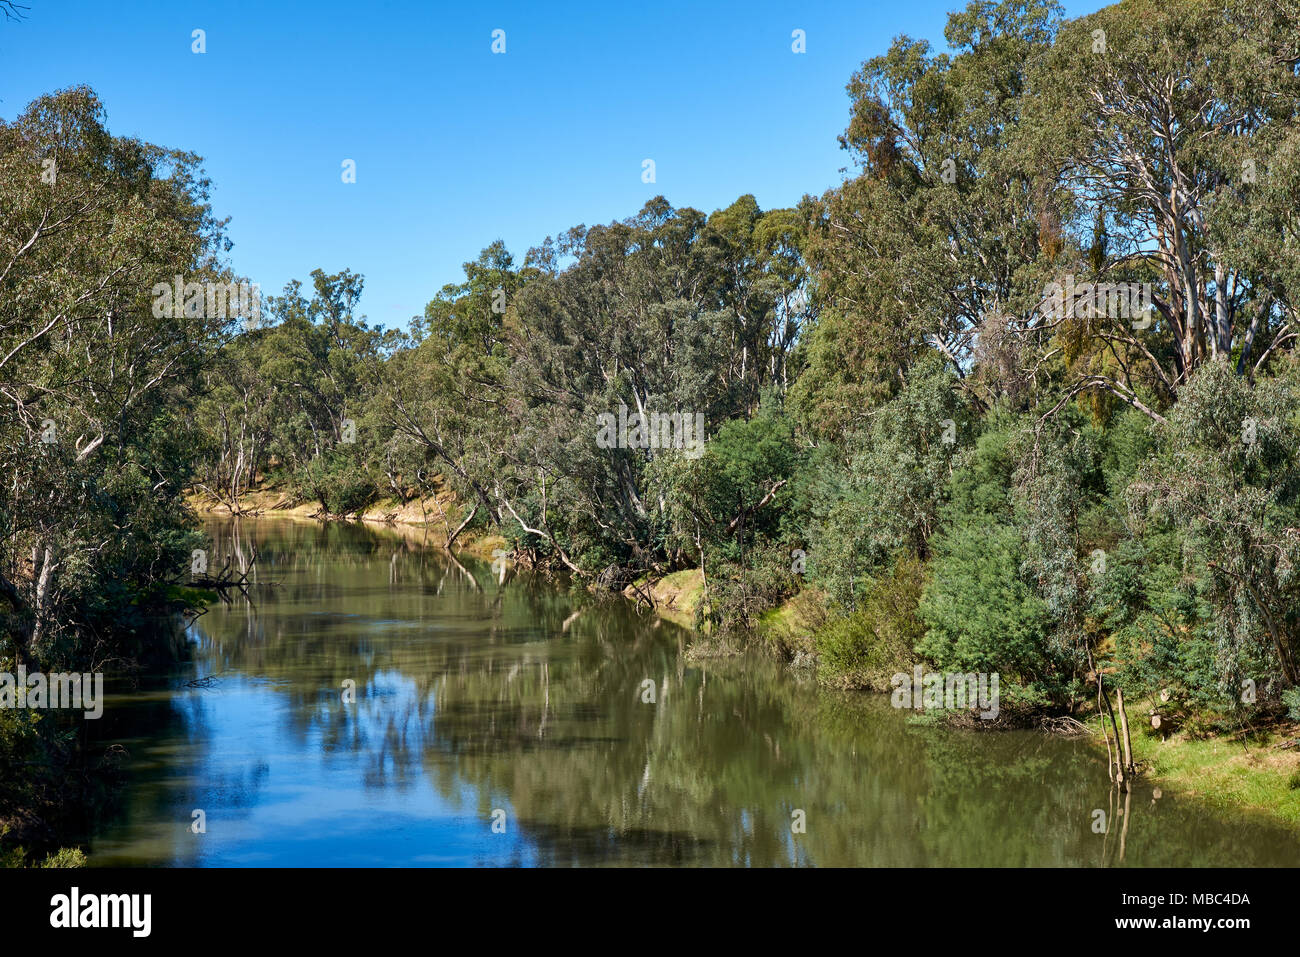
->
xmin=624 ymin=568 xmax=706 ymax=628
xmin=1088 ymin=710 xmax=1300 ymax=827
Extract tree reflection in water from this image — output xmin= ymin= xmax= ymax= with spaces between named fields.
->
xmin=83 ymin=519 xmax=1300 ymax=867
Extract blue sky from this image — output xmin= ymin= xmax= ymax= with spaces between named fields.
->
xmin=1 ymin=0 xmax=1107 ymax=329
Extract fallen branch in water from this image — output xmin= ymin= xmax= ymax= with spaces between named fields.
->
xmin=185 ymin=670 xmax=229 ymax=688
xmin=187 ymin=548 xmax=275 ymax=596
xmin=1040 ymin=714 xmax=1091 ymax=736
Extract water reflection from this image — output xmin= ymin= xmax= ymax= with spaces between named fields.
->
xmin=85 ymin=518 xmax=1300 ymax=867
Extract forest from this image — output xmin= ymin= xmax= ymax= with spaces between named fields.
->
xmin=3 ymin=0 xmax=1300 ymax=860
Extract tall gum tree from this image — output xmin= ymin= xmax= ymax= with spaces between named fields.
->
xmin=0 ymin=87 xmax=229 ymax=661
xmin=1021 ymin=0 xmax=1300 ymax=420
xmin=796 ymin=0 xmax=1064 ymax=438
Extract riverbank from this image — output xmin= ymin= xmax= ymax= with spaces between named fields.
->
xmin=1087 ymin=710 xmax=1300 ymax=827
xmin=186 ymin=485 xmax=506 ymax=560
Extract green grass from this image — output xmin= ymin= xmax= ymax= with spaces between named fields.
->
xmin=641 ymin=568 xmax=707 ymax=621
xmin=1087 ymin=709 xmax=1300 ymax=827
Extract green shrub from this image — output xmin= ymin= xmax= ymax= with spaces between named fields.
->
xmin=40 ymin=847 xmax=87 ymax=868
xmin=1283 ymin=687 xmax=1300 ymax=722
xmin=919 ymin=521 xmax=1056 ymax=689
xmin=816 ymin=555 xmax=926 ymax=689
xmin=299 ymin=451 xmax=378 ymax=516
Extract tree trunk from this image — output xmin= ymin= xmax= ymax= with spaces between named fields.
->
xmin=1116 ymin=686 xmax=1135 ymax=781
xmin=30 ymin=545 xmax=55 ymax=652
xmin=446 ymin=503 xmax=477 ymax=550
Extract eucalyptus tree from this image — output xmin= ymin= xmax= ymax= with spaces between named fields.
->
xmin=260 ymin=268 xmax=385 ymax=460
xmin=494 ymin=197 xmax=809 ymax=578
xmin=795 ymin=0 xmax=1064 ymax=438
xmin=192 ymin=331 xmax=280 ymax=510
xmin=0 ymin=86 xmax=229 ymax=662
xmin=380 ymin=241 xmax=531 ymax=536
xmin=1021 ymin=0 xmax=1300 ymax=418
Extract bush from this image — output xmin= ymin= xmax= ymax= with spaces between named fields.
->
xmin=816 ymin=555 xmax=926 ymax=689
xmin=919 ymin=521 xmax=1055 ymax=688
xmin=706 ymin=542 xmax=798 ymax=637
xmin=299 ymin=451 xmax=378 ymax=516
xmin=39 ymin=847 xmax=87 ymax=868
xmin=1284 ymin=687 xmax=1300 ymax=723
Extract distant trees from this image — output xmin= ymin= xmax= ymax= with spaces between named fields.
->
xmin=356 ymin=198 xmax=812 ymax=580
xmin=191 ymin=268 xmax=399 ymax=516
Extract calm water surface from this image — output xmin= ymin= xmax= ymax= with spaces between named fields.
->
xmin=85 ymin=518 xmax=1300 ymax=866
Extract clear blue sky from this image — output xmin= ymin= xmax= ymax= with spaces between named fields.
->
xmin=1 ymin=0 xmax=1107 ymax=329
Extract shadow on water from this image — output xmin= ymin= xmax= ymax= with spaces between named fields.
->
xmin=83 ymin=517 xmax=1300 ymax=867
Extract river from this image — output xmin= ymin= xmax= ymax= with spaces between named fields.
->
xmin=83 ymin=518 xmax=1300 ymax=866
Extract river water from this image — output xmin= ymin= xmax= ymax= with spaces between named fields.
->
xmin=84 ymin=518 xmax=1300 ymax=866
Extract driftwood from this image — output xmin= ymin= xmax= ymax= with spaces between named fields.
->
xmin=1039 ymin=714 xmax=1091 ymax=736
xmin=189 ymin=549 xmax=267 ymax=597
xmin=185 ymin=670 xmax=229 ymax=688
